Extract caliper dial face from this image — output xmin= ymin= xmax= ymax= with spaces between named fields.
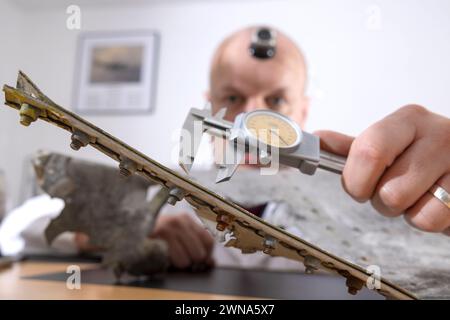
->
xmin=244 ymin=111 xmax=301 ymax=149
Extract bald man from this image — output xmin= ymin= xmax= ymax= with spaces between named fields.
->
xmin=147 ymin=27 xmax=311 ymax=269
xmin=75 ymin=27 xmax=310 ymax=268
xmin=208 ymin=27 xmax=308 ymax=125
xmin=78 ymin=26 xmax=450 ymax=271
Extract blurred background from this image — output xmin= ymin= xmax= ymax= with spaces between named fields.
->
xmin=0 ymin=0 xmax=449 ymax=213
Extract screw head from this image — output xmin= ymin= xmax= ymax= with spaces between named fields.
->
xmin=216 ymin=221 xmax=228 ymax=231
xmin=345 ymin=276 xmax=364 ymax=295
xmin=70 ymin=139 xmax=82 ymax=150
xmin=19 ymin=103 xmax=40 ymax=126
xmin=20 ymin=114 xmax=32 ymax=126
xmin=305 ymin=266 xmax=315 ymax=274
xmin=303 ymin=255 xmax=320 ymax=274
xmin=262 ymin=237 xmax=276 ymax=255
xmin=119 ymin=166 xmax=131 ymax=177
xmin=348 ymin=287 xmax=358 ymax=295
xmin=167 ymin=195 xmax=178 ymax=205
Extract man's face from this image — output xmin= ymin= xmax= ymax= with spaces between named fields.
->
xmin=208 ymin=42 xmax=308 ymax=128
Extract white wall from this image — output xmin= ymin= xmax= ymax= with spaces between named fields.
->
xmin=1 ymin=0 xmax=449 ymax=209
xmin=0 ymin=0 xmax=27 ymax=211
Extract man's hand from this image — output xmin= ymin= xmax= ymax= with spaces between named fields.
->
xmin=316 ymin=105 xmax=450 ymax=235
xmin=75 ymin=213 xmax=215 ymax=269
xmin=150 ymin=213 xmax=215 ymax=269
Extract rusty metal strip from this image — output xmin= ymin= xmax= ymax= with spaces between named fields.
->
xmin=2 ymin=72 xmax=416 ymax=300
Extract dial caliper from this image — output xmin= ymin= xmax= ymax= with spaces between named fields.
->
xmin=179 ymin=107 xmax=347 ymax=183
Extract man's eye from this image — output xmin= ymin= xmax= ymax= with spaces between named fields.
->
xmin=267 ymin=96 xmax=286 ymax=108
xmin=226 ymin=95 xmax=242 ymax=104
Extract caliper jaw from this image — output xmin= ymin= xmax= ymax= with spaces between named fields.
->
xmin=179 ymin=107 xmax=209 ymax=174
xmin=179 ymin=106 xmax=232 ymax=174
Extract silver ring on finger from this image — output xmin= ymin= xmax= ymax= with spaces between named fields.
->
xmin=429 ymin=184 xmax=450 ymax=209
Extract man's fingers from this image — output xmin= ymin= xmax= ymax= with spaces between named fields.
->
xmin=167 ymin=238 xmax=191 ymax=268
xmin=371 ymin=138 xmax=450 ymax=216
xmin=175 ymin=216 xmax=208 ymax=263
xmin=314 ymin=130 xmax=354 ymax=156
xmin=190 ymin=220 xmax=215 ymax=255
xmin=342 ymin=109 xmax=418 ymax=202
xmin=319 ymin=106 xmax=450 ymax=234
xmin=150 ymin=213 xmax=213 ymax=268
xmin=404 ymin=173 xmax=450 ymax=233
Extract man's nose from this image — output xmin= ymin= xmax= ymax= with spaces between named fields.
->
xmin=242 ymin=97 xmax=267 ymax=112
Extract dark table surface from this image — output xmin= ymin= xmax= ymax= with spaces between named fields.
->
xmin=22 ymin=254 xmax=382 ymax=300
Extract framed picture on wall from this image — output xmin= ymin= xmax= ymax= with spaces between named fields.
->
xmin=73 ymin=30 xmax=160 ymax=114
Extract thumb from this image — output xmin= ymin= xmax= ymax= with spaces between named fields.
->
xmin=314 ymin=130 xmax=354 ymax=157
